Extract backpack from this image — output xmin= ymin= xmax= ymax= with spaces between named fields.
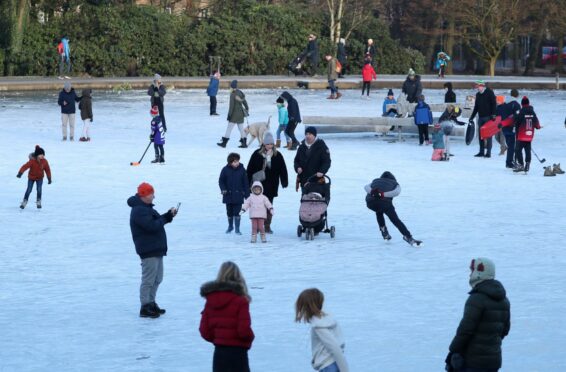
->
xmin=57 ymin=42 xmax=64 ymax=55
xmin=335 ymin=60 xmax=342 ymax=73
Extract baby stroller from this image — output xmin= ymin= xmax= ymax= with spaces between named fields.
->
xmin=287 ymin=50 xmax=308 ymax=76
xmin=297 ymin=175 xmax=335 ymax=240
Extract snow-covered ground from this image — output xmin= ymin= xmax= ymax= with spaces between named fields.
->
xmin=1 ymin=86 xmax=565 ymax=372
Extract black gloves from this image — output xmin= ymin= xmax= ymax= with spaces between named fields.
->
xmin=149 ymin=135 xmax=154 ymax=141
xmin=163 ymin=210 xmax=174 ymax=223
xmin=48 ymin=179 xmax=52 ymax=184
xmin=16 ymin=173 xmax=22 ymax=178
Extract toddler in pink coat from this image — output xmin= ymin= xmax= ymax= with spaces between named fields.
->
xmin=241 ymin=181 xmax=274 ymax=243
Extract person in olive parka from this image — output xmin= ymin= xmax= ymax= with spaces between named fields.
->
xmin=446 ymin=257 xmax=511 ymax=372
xmin=293 ymin=126 xmax=331 ymax=188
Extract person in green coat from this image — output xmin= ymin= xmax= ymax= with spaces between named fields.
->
xmin=446 ymin=258 xmax=511 ymax=372
xmin=325 ymin=55 xmax=341 ymax=100
xmin=217 ymin=80 xmax=250 ymax=148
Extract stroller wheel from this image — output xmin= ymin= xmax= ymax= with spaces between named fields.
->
xmin=297 ymin=225 xmax=303 ymax=238
xmin=330 ymin=226 xmax=336 ymax=239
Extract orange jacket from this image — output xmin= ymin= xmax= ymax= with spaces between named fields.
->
xmin=18 ymin=157 xmax=51 ymax=181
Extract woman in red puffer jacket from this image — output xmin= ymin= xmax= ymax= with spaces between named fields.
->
xmin=200 ymin=261 xmax=254 ymax=372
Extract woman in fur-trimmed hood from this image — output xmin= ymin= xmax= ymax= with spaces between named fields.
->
xmin=200 ymin=261 xmax=254 ymax=372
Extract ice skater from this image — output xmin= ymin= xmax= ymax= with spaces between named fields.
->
xmin=513 ymin=96 xmax=541 ymax=173
xmin=17 ymin=145 xmax=52 ymax=209
xmin=364 ymin=171 xmax=421 ymax=246
xmin=295 ymin=288 xmax=349 ymax=372
xmin=241 ymin=181 xmax=273 ymax=243
xmin=149 ymin=106 xmax=166 ymax=164
xmin=431 ymin=122 xmax=447 ymax=161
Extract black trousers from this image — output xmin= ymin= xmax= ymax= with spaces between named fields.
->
xmin=213 ymin=345 xmax=250 ymax=372
xmin=515 ymin=140 xmax=531 ymax=166
xmin=225 ymin=203 xmax=242 ymax=218
xmin=285 ymin=119 xmax=299 ymax=144
xmin=417 ymin=125 xmax=429 ymax=144
xmin=154 ymin=144 xmax=164 ymax=158
xmin=362 ymin=81 xmax=371 ymax=96
xmin=367 ymin=198 xmax=412 ymax=238
xmin=477 ymin=116 xmax=492 ymax=155
xmin=210 ymin=96 xmax=217 ymax=115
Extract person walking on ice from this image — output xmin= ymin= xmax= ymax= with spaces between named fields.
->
xmin=217 ymin=80 xmax=249 ymax=148
xmin=364 ymin=171 xmax=421 ymax=246
xmin=78 ymin=88 xmax=93 ymax=141
xmin=17 ymin=145 xmax=52 ymax=209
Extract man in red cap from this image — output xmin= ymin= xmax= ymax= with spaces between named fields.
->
xmin=127 ymin=182 xmax=178 ymax=318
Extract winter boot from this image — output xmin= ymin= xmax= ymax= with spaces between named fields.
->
xmin=403 ymin=236 xmax=422 ymax=247
xmin=234 ymin=216 xmax=242 ymax=235
xmin=326 ymin=94 xmax=336 ymax=100
xmin=159 ymin=155 xmax=165 ymax=164
xmin=260 ymin=233 xmax=267 ymax=243
xmin=151 ymin=302 xmax=166 ymax=315
xmin=474 ymin=152 xmax=484 ymax=157
xmin=139 ymin=303 xmax=160 ymax=318
xmin=499 ymin=145 xmax=507 ymax=156
xmin=286 ymin=141 xmax=292 ymax=149
xmin=87 ymin=137 xmax=91 ymax=141
xmin=265 ymin=214 xmax=273 ymax=234
xmin=20 ymin=199 xmax=28 ymax=209
xmin=226 ymin=217 xmax=234 ymax=233
xmin=553 ymin=163 xmax=565 ymax=174
xmin=544 ymin=166 xmax=556 ymax=177
xmin=275 ymin=139 xmax=281 ymax=148
xmin=380 ymin=226 xmax=392 ymax=241
xmin=79 ymin=137 xmax=86 ymax=142
xmin=251 ymin=234 xmax=257 ymax=243
xmin=335 ymin=92 xmax=342 ymax=99
xmin=151 ymin=154 xmax=159 ymax=163
xmin=524 ymin=162 xmax=530 ymax=173
xmin=62 ymin=136 xmax=67 ymax=141
xmin=290 ymin=141 xmax=300 ymax=151
xmin=217 ymin=137 xmax=229 ymax=148
xmin=238 ymin=138 xmax=248 ymax=148
xmin=70 ymin=136 xmax=74 ymax=141
xmin=36 ymin=199 xmax=42 ymax=209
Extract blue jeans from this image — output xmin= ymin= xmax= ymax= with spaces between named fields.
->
xmin=24 ymin=179 xmax=43 ymax=201
xmin=328 ymin=80 xmax=337 ymax=94
xmin=320 ymin=362 xmax=339 ymax=372
xmin=276 ymin=124 xmax=290 ymax=141
xmin=504 ymin=133 xmax=515 ymax=166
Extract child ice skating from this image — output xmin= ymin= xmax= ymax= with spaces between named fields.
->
xmin=275 ymin=97 xmax=291 ymax=148
xmin=149 ymin=106 xmax=166 ymax=164
xmin=414 ymin=95 xmax=433 ymax=145
xmin=219 ymin=153 xmax=250 ymax=235
xmin=17 ymin=145 xmax=52 ymax=209
xmin=361 ymin=61 xmax=377 ymax=97
xmin=78 ymin=88 xmax=93 ymax=141
xmin=364 ymin=171 xmax=421 ymax=246
xmin=431 ymin=123 xmax=446 ymax=161
xmin=241 ymin=181 xmax=274 ymax=243
xmin=295 ymin=288 xmax=349 ymax=372
xmin=513 ymin=96 xmax=541 ymax=173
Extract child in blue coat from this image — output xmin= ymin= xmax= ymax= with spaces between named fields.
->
xmin=150 ymin=106 xmax=166 ymax=164
xmin=276 ymin=97 xmax=291 ymax=148
xmin=382 ymin=89 xmax=398 ymax=117
xmin=207 ymin=70 xmax=220 ymax=116
xmin=219 ymin=153 xmax=250 ymax=235
xmin=414 ymin=95 xmax=433 ymax=145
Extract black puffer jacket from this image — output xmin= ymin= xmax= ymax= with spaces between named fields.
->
xmin=294 ymin=138 xmax=331 ymax=186
xmin=402 ymin=75 xmax=423 ymax=103
xmin=365 ymin=171 xmax=401 ymax=211
xmin=246 ymin=148 xmax=288 ymax=200
xmin=449 ymin=279 xmax=511 ymax=370
xmin=280 ymin=91 xmax=301 ymax=123
xmin=127 ymin=195 xmax=172 ymax=259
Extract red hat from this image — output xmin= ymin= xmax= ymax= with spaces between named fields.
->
xmin=137 ymin=182 xmax=154 ymax=197
xmin=150 ymin=106 xmax=159 ymax=116
xmin=521 ymin=96 xmax=529 ymax=106
xmin=496 ymin=95 xmax=505 ymax=105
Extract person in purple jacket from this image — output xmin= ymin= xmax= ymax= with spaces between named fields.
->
xmin=150 ymin=106 xmax=166 ymax=164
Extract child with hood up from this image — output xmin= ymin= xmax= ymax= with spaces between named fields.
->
xmin=79 ymin=88 xmax=93 ymax=141
xmin=364 ymin=171 xmax=421 ymax=246
xmin=17 ymin=145 xmax=52 ymax=209
xmin=413 ymin=94 xmax=433 ymax=145
xmin=241 ymin=181 xmax=273 ymax=243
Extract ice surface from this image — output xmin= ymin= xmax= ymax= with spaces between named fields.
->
xmin=1 ymin=86 xmax=565 ymax=371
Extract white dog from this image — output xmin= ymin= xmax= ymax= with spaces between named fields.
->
xmin=244 ymin=116 xmax=271 ymax=147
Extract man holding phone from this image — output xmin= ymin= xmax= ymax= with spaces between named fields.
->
xmin=128 ymin=182 xmax=178 ymax=318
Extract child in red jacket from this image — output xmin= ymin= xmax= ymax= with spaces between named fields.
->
xmin=361 ymin=61 xmax=377 ymax=98
xmin=17 ymin=145 xmax=52 ymax=209
xmin=200 ymin=261 xmax=254 ymax=372
xmin=513 ymin=96 xmax=541 ymax=173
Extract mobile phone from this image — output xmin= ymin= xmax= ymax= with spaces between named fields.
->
xmin=176 ymin=202 xmax=181 ymax=212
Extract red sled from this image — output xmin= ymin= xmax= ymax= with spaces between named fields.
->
xmin=480 ymin=116 xmax=514 ymax=139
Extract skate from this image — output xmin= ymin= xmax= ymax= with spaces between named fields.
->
xmin=70 ymin=136 xmax=74 ymax=141
xmin=150 ymin=155 xmax=159 ymax=164
xmin=513 ymin=163 xmax=525 ymax=173
xmin=380 ymin=226 xmax=391 ymax=241
xmin=544 ymin=166 xmax=556 ymax=177
xmin=20 ymin=199 xmax=28 ymax=209
xmin=139 ymin=303 xmax=160 ymax=318
xmin=62 ymin=136 xmax=67 ymax=141
xmin=36 ymin=199 xmax=42 ymax=209
xmin=251 ymin=234 xmax=257 ymax=243
xmin=260 ymin=233 xmax=266 ymax=243
xmin=524 ymin=162 xmax=530 ymax=173
xmin=326 ymin=94 xmax=336 ymax=100
xmin=552 ymin=163 xmax=564 ymax=175
xmin=159 ymin=155 xmax=165 ymax=165
xmin=403 ymin=236 xmax=422 ymax=247
xmin=335 ymin=92 xmax=342 ymax=99
xmin=79 ymin=137 xmax=87 ymax=142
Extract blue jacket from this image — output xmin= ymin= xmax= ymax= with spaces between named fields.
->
xmin=219 ymin=164 xmax=250 ymax=204
xmin=432 ymin=130 xmax=445 ymax=149
xmin=414 ymin=101 xmax=433 ymax=125
xmin=58 ymin=88 xmax=80 ymax=114
xmin=127 ymin=195 xmax=170 ymax=259
xmin=501 ymin=100 xmax=520 ymax=135
xmin=61 ymin=37 xmax=70 ymax=60
xmin=278 ymin=105 xmax=289 ymax=125
xmin=207 ymin=77 xmax=219 ymax=97
xmin=382 ymin=97 xmax=397 ymax=115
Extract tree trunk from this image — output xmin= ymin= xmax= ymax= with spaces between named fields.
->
xmin=488 ymin=56 xmax=497 ymax=76
xmin=446 ymin=17 xmax=455 ymax=74
xmin=512 ymin=36 xmax=519 ymax=74
xmin=6 ymin=0 xmax=29 ymax=76
xmin=523 ymin=17 xmax=547 ymax=76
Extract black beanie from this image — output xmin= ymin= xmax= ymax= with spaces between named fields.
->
xmin=230 ymin=80 xmax=238 ymax=89
xmin=521 ymin=96 xmax=529 ymax=106
xmin=276 ymin=97 xmax=284 ymax=104
xmin=34 ymin=145 xmax=45 ymax=157
xmin=387 ymin=89 xmax=394 ymax=96
xmin=305 ymin=126 xmax=317 ymax=136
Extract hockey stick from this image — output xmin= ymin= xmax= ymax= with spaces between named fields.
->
xmin=130 ymin=141 xmax=152 ymax=166
xmin=531 ymin=147 xmax=546 ymax=164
